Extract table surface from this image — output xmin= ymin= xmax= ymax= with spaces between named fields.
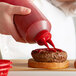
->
xmin=10 ymin=59 xmax=76 ymax=71
xmin=8 ymin=71 xmax=76 ymax=76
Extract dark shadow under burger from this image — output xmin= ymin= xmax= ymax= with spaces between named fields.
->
xmin=31 ymin=48 xmax=67 ymax=63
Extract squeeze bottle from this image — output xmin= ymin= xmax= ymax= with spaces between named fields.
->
xmin=0 ymin=0 xmax=55 ymax=48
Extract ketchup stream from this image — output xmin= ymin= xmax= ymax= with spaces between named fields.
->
xmin=35 ymin=30 xmax=62 ymax=52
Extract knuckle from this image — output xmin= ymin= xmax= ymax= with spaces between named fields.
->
xmin=6 ymin=5 xmax=13 ymax=14
xmin=17 ymin=6 xmax=25 ymax=11
xmin=12 ymin=6 xmax=22 ymax=13
xmin=0 ymin=2 xmax=8 ymax=10
xmin=14 ymin=6 xmax=24 ymax=13
xmin=0 ymin=2 xmax=7 ymax=5
xmin=15 ymin=6 xmax=22 ymax=11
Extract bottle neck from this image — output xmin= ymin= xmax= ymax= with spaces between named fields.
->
xmin=34 ymin=30 xmax=55 ymax=49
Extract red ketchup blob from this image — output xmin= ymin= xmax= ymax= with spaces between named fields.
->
xmin=33 ymin=48 xmax=62 ymax=53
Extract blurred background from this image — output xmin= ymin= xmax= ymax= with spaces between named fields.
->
xmin=74 ymin=17 xmax=76 ymax=33
xmin=74 ymin=17 xmax=76 ymax=31
xmin=74 ymin=17 xmax=76 ymax=59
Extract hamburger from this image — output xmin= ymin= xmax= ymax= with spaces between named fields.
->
xmin=28 ymin=48 xmax=69 ymax=69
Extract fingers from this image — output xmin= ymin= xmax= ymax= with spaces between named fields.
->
xmin=11 ymin=5 xmax=31 ymax=15
xmin=0 ymin=2 xmax=31 ymax=15
xmin=5 ymin=3 xmax=31 ymax=15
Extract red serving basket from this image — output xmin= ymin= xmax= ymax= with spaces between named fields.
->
xmin=0 ymin=60 xmax=12 ymax=76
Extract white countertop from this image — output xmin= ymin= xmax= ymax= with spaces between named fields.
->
xmin=8 ymin=71 xmax=76 ymax=76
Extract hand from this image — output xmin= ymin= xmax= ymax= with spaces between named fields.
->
xmin=0 ymin=2 xmax=31 ymax=42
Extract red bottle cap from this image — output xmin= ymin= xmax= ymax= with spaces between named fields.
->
xmin=35 ymin=30 xmax=55 ymax=49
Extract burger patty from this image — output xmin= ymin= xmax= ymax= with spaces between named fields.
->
xmin=31 ymin=48 xmax=67 ymax=63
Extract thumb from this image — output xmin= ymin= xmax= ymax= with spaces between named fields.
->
xmin=11 ymin=5 xmax=31 ymax=15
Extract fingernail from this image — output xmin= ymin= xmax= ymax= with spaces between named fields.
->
xmin=23 ymin=8 xmax=31 ymax=14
